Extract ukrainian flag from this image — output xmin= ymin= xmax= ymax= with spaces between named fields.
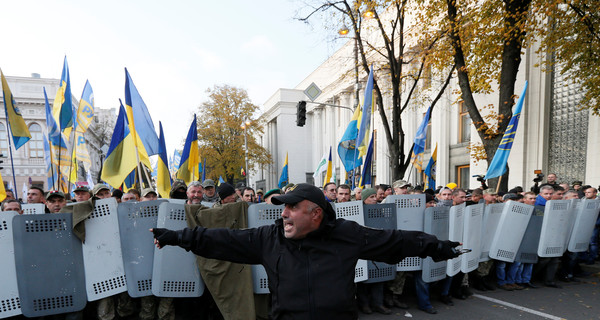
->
xmin=75 ymin=80 xmax=94 ymax=132
xmin=359 ymin=136 xmax=374 ymax=188
xmin=156 ymin=122 xmax=172 ymax=198
xmin=424 ymin=143 xmax=437 ymax=189
xmin=101 ymin=104 xmax=140 ymax=188
xmin=278 ymin=152 xmax=289 ymax=188
xmin=338 ymin=106 xmax=363 ymax=172
xmin=485 ymin=81 xmax=528 ymax=180
xmin=357 ymin=65 xmax=374 ymax=158
xmin=52 ymin=56 xmax=74 ymax=134
xmin=411 ymin=105 xmax=433 ymax=172
xmin=0 ymin=170 xmax=6 ymax=202
xmin=323 ymin=147 xmax=332 ymax=187
xmin=125 ymin=68 xmax=159 ymax=156
xmin=1 ymin=70 xmax=31 ymax=149
xmin=176 ymin=115 xmax=199 ymax=184
xmin=123 ymin=98 xmax=152 ymax=170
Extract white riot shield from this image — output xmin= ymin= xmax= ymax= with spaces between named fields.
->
xmin=152 ymin=202 xmax=204 ymax=297
xmin=568 ymin=199 xmax=600 ymax=252
xmin=515 ymin=215 xmax=543 ymax=263
xmin=334 ymin=201 xmax=368 ymax=282
xmin=461 ymin=203 xmax=484 ymax=273
xmin=0 ymin=212 xmax=21 ymax=318
xmin=82 ymin=198 xmax=127 ymax=301
xmin=168 ymin=199 xmax=186 ymax=204
xmin=247 ymin=203 xmax=284 ymax=293
xmin=384 ymin=194 xmax=425 ymax=271
xmin=447 ymin=203 xmax=465 ymax=277
xmin=422 ymin=206 xmax=449 ymax=283
xmin=21 ymin=203 xmax=45 ymax=215
xmin=538 ymin=200 xmax=573 ymax=257
xmin=480 ymin=203 xmax=504 ymax=262
xmin=118 ymin=199 xmax=167 ymax=297
xmin=363 ymin=204 xmax=397 ymax=283
xmin=489 ymin=201 xmax=533 ymax=262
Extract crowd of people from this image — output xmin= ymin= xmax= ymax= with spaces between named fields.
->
xmin=1 ymin=173 xmax=598 ymax=319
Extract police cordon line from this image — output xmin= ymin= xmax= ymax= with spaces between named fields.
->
xmin=1 ymin=195 xmax=599 ymax=318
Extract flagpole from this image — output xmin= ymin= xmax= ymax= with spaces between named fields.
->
xmin=5 ymin=124 xmax=19 ymax=195
xmin=68 ymin=131 xmax=77 ymax=191
xmin=495 ymin=175 xmax=503 ymax=193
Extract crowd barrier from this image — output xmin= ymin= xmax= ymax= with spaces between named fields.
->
xmin=1 ymin=197 xmax=599 ymax=318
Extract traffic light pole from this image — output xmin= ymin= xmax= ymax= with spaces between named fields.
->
xmin=304 ymin=101 xmax=353 ymax=112
xmin=296 ymin=100 xmax=354 ymax=127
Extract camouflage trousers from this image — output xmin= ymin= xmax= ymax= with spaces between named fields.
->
xmin=477 ymin=260 xmax=494 ymax=277
xmin=97 ymin=292 xmax=137 ymax=320
xmin=386 ymin=272 xmax=406 ymax=295
xmin=139 ymin=296 xmax=175 ymax=320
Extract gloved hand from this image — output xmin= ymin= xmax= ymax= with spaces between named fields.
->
xmin=151 ymin=228 xmax=180 ymax=248
xmin=431 ymin=240 xmax=461 ymax=262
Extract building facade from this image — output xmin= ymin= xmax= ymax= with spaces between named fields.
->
xmin=249 ymin=26 xmax=600 ymax=192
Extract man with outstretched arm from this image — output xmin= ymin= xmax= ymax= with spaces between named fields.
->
xmin=152 ymin=183 xmax=460 ymax=319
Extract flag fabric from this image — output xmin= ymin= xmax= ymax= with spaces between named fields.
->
xmin=411 ymin=105 xmax=433 ymax=172
xmin=323 ymin=147 xmax=332 ymax=187
xmin=424 ymin=143 xmax=438 ymax=189
xmin=278 ymin=152 xmax=289 ymax=188
xmin=218 ymin=176 xmax=225 ymax=185
xmin=241 ymin=166 xmax=246 ymax=177
xmin=52 ymin=56 xmax=74 ymax=134
xmin=338 ymin=106 xmax=363 ymax=172
xmin=124 ymin=168 xmax=136 ymax=190
xmin=0 ymin=172 xmax=6 ymax=202
xmin=176 ymin=115 xmax=200 ymax=184
xmin=43 ymin=138 xmax=56 ymax=189
xmin=44 ymin=87 xmax=70 ymax=179
xmin=123 ymin=99 xmax=152 ymax=170
xmin=485 ymin=81 xmax=528 ymax=180
xmin=359 ymin=136 xmax=374 ymax=188
xmin=124 ymin=68 xmax=159 ymax=156
xmin=75 ymin=80 xmax=94 ymax=132
xmin=313 ymin=150 xmax=328 ymax=179
xmin=356 ymin=65 xmax=374 ymax=158
xmin=172 ymin=150 xmax=181 ymax=171
xmin=201 ymin=158 xmax=206 ymax=182
xmin=156 ymin=122 xmax=172 ymax=198
xmin=75 ymin=131 xmax=92 ymax=171
xmin=101 ymin=104 xmax=140 ymax=188
xmin=1 ymin=70 xmax=31 ymax=149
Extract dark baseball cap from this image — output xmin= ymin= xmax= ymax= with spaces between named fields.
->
xmin=271 ymin=183 xmax=335 ymax=218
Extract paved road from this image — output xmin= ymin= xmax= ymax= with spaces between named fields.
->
xmin=361 ymin=265 xmax=600 ymax=320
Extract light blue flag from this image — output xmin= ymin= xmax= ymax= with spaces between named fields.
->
xmin=218 ymin=176 xmax=225 ymax=185
xmin=411 ymin=105 xmax=433 ymax=172
xmin=43 ymin=138 xmax=57 ymax=189
xmin=278 ymin=152 xmax=289 ymax=188
xmin=172 ymin=149 xmax=182 ymax=170
xmin=485 ymin=81 xmax=528 ymax=180
xmin=124 ymin=68 xmax=159 ymax=155
xmin=338 ymin=106 xmax=363 ymax=172
xmin=201 ymin=158 xmax=206 ymax=182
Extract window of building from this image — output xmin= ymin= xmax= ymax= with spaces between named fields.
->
xmin=458 ymin=101 xmax=471 ymax=143
xmin=456 ymin=165 xmax=470 ymax=189
xmin=28 ymin=123 xmax=44 ymax=158
xmin=0 ymin=122 xmax=7 ymax=154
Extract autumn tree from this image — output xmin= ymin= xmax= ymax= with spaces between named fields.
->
xmin=298 ymin=0 xmax=455 ymax=181
xmin=196 ymin=85 xmax=271 ymax=184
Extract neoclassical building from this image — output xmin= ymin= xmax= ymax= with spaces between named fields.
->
xmin=249 ymin=25 xmax=600 ymax=191
xmin=0 ymin=74 xmax=115 ymax=196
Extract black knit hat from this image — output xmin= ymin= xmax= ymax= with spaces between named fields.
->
xmin=218 ymin=183 xmax=235 ymax=200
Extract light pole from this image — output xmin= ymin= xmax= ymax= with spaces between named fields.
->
xmin=241 ymin=119 xmax=251 ymax=186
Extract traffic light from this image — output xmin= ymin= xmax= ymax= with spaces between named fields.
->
xmin=0 ymin=153 xmax=4 ymax=170
xmin=296 ymin=101 xmax=307 ymax=127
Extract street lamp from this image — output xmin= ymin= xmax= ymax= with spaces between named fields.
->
xmin=241 ymin=119 xmax=251 ymax=186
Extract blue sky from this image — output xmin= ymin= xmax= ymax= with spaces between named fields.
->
xmin=0 ymin=0 xmax=344 ymax=153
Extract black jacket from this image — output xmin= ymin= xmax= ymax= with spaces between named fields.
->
xmin=178 ymin=210 xmax=441 ymax=319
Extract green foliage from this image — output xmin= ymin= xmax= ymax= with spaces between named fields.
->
xmin=196 ymin=85 xmax=271 ymax=182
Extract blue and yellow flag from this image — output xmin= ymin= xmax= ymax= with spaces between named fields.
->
xmin=338 ymin=106 xmax=363 ymax=172
xmin=124 ymin=68 xmax=159 ymax=156
xmin=157 ymin=122 xmax=172 ymax=198
xmin=0 ymin=170 xmax=6 ymax=202
xmin=101 ymin=104 xmax=140 ymax=188
xmin=1 ymin=70 xmax=31 ymax=149
xmin=424 ymin=143 xmax=437 ymax=189
xmin=176 ymin=115 xmax=199 ymax=184
xmin=43 ymin=138 xmax=57 ymax=190
xmin=123 ymin=98 xmax=152 ymax=170
xmin=278 ymin=152 xmax=289 ymax=188
xmin=75 ymin=81 xmax=94 ymax=170
xmin=359 ymin=136 xmax=374 ymax=188
xmin=218 ymin=176 xmax=225 ymax=186
xmin=323 ymin=147 xmax=332 ymax=187
xmin=52 ymin=56 xmax=74 ymax=134
xmin=485 ymin=81 xmax=528 ymax=180
xmin=356 ymin=65 xmax=374 ymax=158
xmin=411 ymin=105 xmax=433 ymax=172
